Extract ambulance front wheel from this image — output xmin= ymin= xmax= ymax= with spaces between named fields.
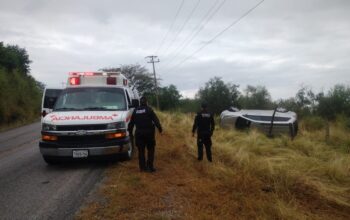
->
xmin=120 ymin=142 xmax=133 ymax=161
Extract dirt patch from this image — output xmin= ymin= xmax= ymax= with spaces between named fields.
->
xmin=76 ymin=133 xmax=272 ymax=219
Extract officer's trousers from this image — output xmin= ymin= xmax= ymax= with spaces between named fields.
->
xmin=135 ymin=133 xmax=156 ymax=170
xmin=197 ymin=134 xmax=212 ymax=162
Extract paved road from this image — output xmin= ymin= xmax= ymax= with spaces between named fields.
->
xmin=0 ymin=122 xmax=107 ymax=220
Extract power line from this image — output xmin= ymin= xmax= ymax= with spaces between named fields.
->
xmin=161 ymin=0 xmax=202 ymax=57
xmin=159 ymin=0 xmax=221 ymax=69
xmin=165 ymin=0 xmax=265 ymax=74
xmin=159 ymin=0 xmax=226 ymax=71
xmin=154 ymin=0 xmax=185 ymax=55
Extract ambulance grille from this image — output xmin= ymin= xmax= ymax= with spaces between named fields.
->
xmin=57 ymin=135 xmax=105 ymax=145
xmin=56 ymin=124 xmax=107 ymax=131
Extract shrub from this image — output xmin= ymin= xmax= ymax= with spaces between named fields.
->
xmin=336 ymin=114 xmax=350 ymax=131
xmin=302 ymin=116 xmax=325 ymax=131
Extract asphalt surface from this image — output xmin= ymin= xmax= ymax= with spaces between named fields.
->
xmin=0 ymin=122 xmax=107 ymax=220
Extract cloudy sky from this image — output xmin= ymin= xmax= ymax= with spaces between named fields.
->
xmin=1 ymin=0 xmax=349 ymax=99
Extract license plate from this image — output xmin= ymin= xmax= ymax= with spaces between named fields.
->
xmin=72 ymin=150 xmax=89 ymax=158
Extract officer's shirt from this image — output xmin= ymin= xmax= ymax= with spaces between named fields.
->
xmin=192 ymin=110 xmax=215 ymax=135
xmin=128 ymin=105 xmax=162 ymax=135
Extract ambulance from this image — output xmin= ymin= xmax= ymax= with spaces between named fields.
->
xmin=39 ymin=71 xmax=139 ymax=164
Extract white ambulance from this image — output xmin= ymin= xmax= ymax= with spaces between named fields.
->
xmin=39 ymin=71 xmax=139 ymax=164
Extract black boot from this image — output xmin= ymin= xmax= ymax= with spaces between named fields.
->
xmin=147 ymin=167 xmax=156 ymax=172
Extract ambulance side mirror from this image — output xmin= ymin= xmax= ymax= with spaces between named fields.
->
xmin=129 ymin=99 xmax=139 ymax=108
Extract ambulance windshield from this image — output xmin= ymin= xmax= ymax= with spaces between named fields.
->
xmin=54 ymin=87 xmax=127 ymax=111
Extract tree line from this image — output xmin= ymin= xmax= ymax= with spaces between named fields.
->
xmin=103 ymin=64 xmax=350 ymax=121
xmin=0 ymin=42 xmax=42 ymax=126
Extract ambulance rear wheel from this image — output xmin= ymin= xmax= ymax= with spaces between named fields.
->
xmin=43 ymin=155 xmax=60 ymax=165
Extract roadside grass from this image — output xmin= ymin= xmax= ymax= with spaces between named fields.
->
xmin=77 ymin=112 xmax=350 ymax=220
xmin=0 ymin=117 xmax=40 ymax=132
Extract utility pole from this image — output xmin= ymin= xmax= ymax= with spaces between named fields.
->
xmin=145 ymin=55 xmax=160 ymax=109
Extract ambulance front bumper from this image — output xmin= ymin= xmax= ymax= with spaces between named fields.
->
xmin=39 ymin=137 xmax=131 ymax=157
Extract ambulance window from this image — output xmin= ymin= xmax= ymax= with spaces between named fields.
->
xmin=54 ymin=87 xmax=127 ymax=111
xmin=44 ymin=89 xmax=62 ymax=109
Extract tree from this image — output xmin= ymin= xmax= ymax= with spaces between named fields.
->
xmin=0 ymin=42 xmax=31 ymax=75
xmin=101 ymin=64 xmax=155 ymax=95
xmin=36 ymin=80 xmax=46 ymax=93
xmin=328 ymin=85 xmax=350 ymax=116
xmin=197 ymin=77 xmax=240 ymax=114
xmin=295 ymin=86 xmax=316 ymax=116
xmin=238 ymin=85 xmax=272 ymax=109
xmin=179 ymin=98 xmax=201 ymax=113
xmin=317 ymin=93 xmax=334 ymax=141
xmin=275 ymin=97 xmax=299 ymax=112
xmin=228 ymin=83 xmax=241 ymax=107
xmin=316 ymin=84 xmax=350 ymax=141
xmin=158 ymin=85 xmax=182 ymax=110
xmin=316 ymin=85 xmax=350 ymax=120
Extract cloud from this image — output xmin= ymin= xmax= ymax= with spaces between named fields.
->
xmin=0 ymin=0 xmax=349 ymax=100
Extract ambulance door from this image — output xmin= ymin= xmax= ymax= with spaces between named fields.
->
xmin=126 ymin=88 xmax=139 ymax=109
xmin=41 ymin=88 xmax=63 ymax=118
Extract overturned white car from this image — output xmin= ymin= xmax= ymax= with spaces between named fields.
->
xmin=220 ymin=107 xmax=298 ymax=137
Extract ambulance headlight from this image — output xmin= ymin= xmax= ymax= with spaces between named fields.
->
xmin=42 ymin=123 xmax=57 ymax=131
xmin=106 ymin=122 xmax=126 ymax=130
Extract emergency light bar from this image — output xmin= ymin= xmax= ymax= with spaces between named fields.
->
xmin=67 ymin=71 xmax=125 ymax=86
xmin=69 ymin=72 xmax=102 ymax=76
xmin=69 ymin=77 xmax=80 ymax=85
xmin=69 ymin=72 xmax=121 ymax=76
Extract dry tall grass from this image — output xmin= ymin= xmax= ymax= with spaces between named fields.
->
xmin=77 ymin=111 xmax=350 ymax=220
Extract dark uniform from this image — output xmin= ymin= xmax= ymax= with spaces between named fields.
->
xmin=192 ymin=107 xmax=215 ymax=162
xmin=128 ymin=99 xmax=162 ymax=172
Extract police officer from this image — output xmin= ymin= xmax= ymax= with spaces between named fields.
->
xmin=192 ymin=102 xmax=215 ymax=162
xmin=128 ymin=96 xmax=162 ymax=172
